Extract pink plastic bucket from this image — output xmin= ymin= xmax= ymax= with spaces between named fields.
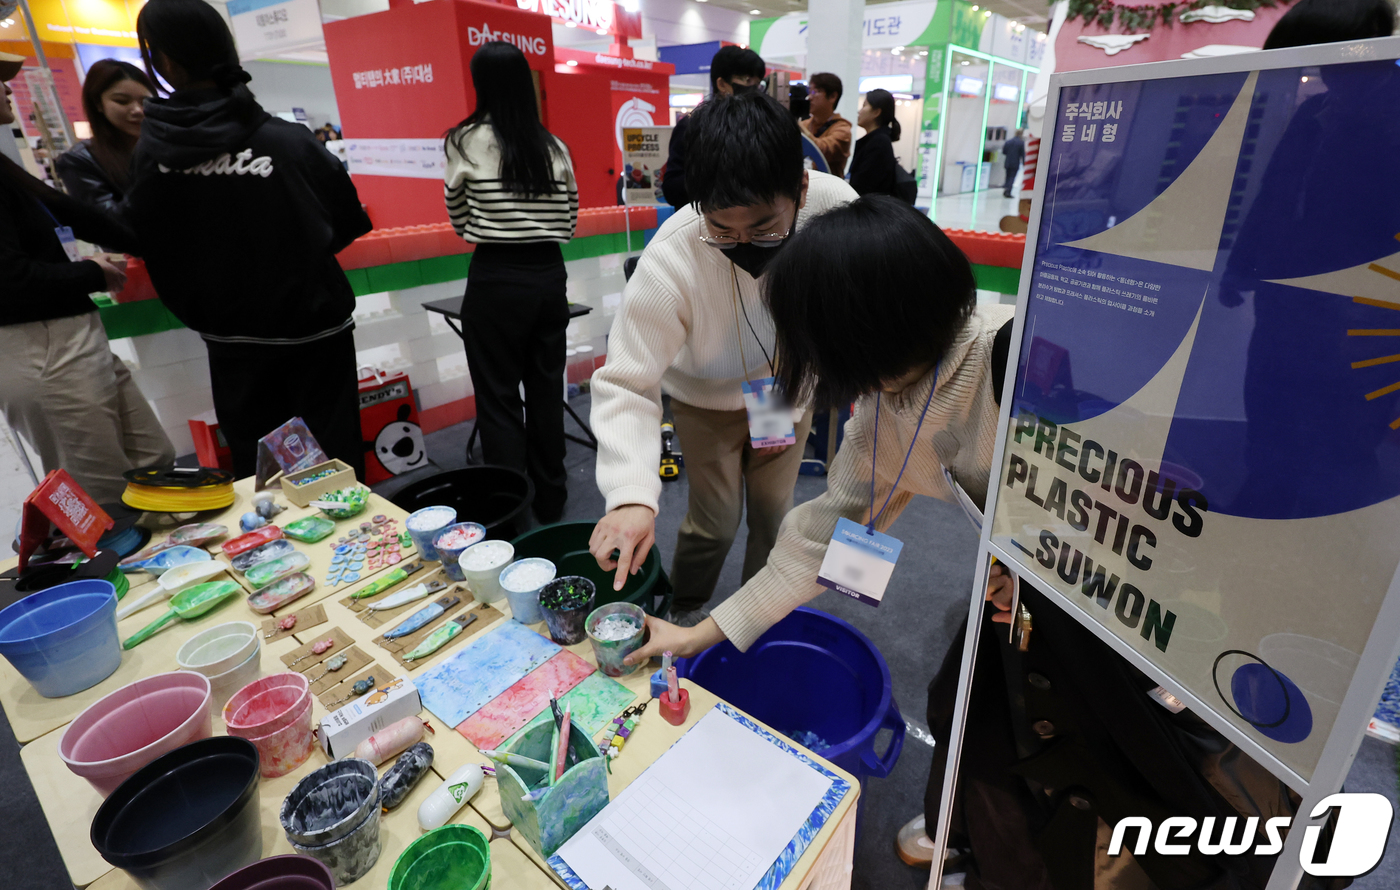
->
xmin=224 ymin=672 xmax=310 ymax=737
xmin=59 ymin=671 xmax=213 ymax=797
xmin=245 ymin=695 xmax=315 ymax=778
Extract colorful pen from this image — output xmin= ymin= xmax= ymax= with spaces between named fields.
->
xmin=481 ymin=749 xmax=550 ymax=772
xmin=554 ymin=705 xmax=572 ymax=784
xmin=666 ymin=665 xmax=679 ymax=703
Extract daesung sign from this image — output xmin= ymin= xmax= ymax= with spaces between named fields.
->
xmin=506 ymin=0 xmax=642 ymax=38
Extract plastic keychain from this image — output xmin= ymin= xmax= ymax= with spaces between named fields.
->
xmin=266 ymin=613 xmax=298 ymax=638
xmin=402 ymin=612 xmax=478 ymax=662
xmin=308 ymin=652 xmax=348 ymax=684
xmin=290 ymin=636 xmax=335 ymax=667
xmin=328 ymin=675 xmax=376 ymax=709
xmin=383 ymin=594 xmax=461 ymax=639
xmin=366 ymin=581 xmax=447 ymax=612
xmin=599 ymin=701 xmax=648 ymax=759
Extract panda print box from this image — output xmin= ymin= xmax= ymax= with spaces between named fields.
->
xmin=358 ymin=369 xmax=427 ymax=484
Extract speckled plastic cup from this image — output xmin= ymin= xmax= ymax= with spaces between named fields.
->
xmin=539 ymin=576 xmax=596 ymax=646
xmin=499 ymin=558 xmax=555 ymax=625
xmin=585 ymin=602 xmax=647 ymax=677
xmin=406 ymin=506 xmax=456 ymax=563
xmin=433 ymin=523 xmax=486 ymax=582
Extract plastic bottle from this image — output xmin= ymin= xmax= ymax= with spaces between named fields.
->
xmin=353 ymin=716 xmax=426 ymax=765
xmin=417 ymin=763 xmax=485 ymax=831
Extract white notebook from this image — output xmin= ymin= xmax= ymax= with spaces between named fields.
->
xmin=551 ymin=704 xmax=846 ymax=890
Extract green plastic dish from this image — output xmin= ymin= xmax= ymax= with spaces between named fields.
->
xmin=388 ymin=824 xmax=490 ymax=890
xmin=283 ymin=515 xmax=335 ymax=543
xmin=245 ymin=551 xmax=311 ymax=590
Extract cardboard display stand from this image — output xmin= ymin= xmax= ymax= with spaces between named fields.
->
xmin=935 ymin=37 xmax=1400 ymax=890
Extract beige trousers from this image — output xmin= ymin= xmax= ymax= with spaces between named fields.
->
xmin=668 ymin=399 xmax=814 ymax=611
xmin=0 ymin=313 xmax=175 ymax=503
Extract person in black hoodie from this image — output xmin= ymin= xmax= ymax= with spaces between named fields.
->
xmin=124 ymin=0 xmax=372 ymax=478
xmin=0 ymin=52 xmax=176 ymax=501
xmin=848 ymin=88 xmax=900 ymax=198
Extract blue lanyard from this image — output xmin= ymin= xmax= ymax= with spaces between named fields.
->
xmin=35 ymin=197 xmax=62 ymax=228
xmin=866 ymin=362 xmax=938 ymax=533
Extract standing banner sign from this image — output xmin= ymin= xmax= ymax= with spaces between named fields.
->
xmin=620 ymin=126 xmax=669 ymax=206
xmin=937 ymin=37 xmax=1400 ymax=890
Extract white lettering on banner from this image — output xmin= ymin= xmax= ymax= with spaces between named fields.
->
xmin=592 ymin=54 xmax=657 ymax=71
xmin=1105 ymin=793 xmax=1393 ymax=878
xmin=352 ymin=64 xmax=435 ymax=89
xmin=466 ymin=24 xmax=547 ymax=57
xmin=610 ymin=80 xmax=659 ymax=94
xmin=756 ymin=0 xmax=936 ymax=55
xmin=516 ymin=0 xmax=614 ymax=32
xmin=158 ymin=149 xmax=274 ymax=178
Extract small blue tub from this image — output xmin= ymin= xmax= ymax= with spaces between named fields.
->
xmin=0 ymin=579 xmax=121 ymax=698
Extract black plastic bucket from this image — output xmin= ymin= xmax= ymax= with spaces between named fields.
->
xmin=389 ymin=466 xmax=535 ymax=542
xmin=92 ymin=736 xmax=262 ymax=890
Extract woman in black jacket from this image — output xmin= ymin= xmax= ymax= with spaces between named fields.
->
xmin=56 ymin=60 xmax=155 ymax=214
xmin=0 ymin=54 xmax=175 ymax=501
xmin=126 ymin=0 xmax=372 ymax=478
xmin=848 ymin=88 xmax=900 ymax=197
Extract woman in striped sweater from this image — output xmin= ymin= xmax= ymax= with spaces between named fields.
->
xmin=444 ymin=41 xmax=579 ymax=522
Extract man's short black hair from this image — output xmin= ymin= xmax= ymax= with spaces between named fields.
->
xmin=807 ymin=72 xmax=843 ymax=104
xmin=764 ymin=196 xmax=977 ymax=408
xmin=686 ymin=92 xmax=804 ymax=212
xmin=709 ymin=45 xmax=765 ymax=93
xmin=1263 ymin=0 xmax=1394 ymax=48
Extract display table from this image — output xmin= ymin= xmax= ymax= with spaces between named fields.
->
xmin=4 ymin=476 xmax=858 ymax=889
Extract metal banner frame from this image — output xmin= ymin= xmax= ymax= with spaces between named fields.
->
xmin=930 ymin=35 xmax=1400 ymax=890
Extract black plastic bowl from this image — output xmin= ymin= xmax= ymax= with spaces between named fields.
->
xmin=389 ymin=466 xmax=534 ymax=542
xmin=92 ymin=736 xmax=262 ymax=890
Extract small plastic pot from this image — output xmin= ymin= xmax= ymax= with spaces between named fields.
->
xmin=223 ymin=672 xmax=310 ymax=737
xmin=586 ymin=602 xmax=648 ymax=677
xmin=539 ymin=576 xmax=596 ymax=646
xmin=457 ymin=540 xmax=513 ymax=604
xmin=207 ymin=855 xmax=335 ymax=890
xmin=287 ymin=787 xmax=383 ymax=885
xmin=499 ymin=557 xmax=555 ymax=625
xmin=433 ymin=522 xmax=486 ymax=582
xmin=207 ymin=647 xmax=263 ymax=719
xmin=92 ymin=736 xmax=262 ymax=890
xmin=176 ymin=621 xmax=259 ymax=677
xmin=405 ymin=506 xmax=456 ymax=563
xmin=279 ymin=759 xmax=379 ymax=847
xmin=388 ymin=824 xmax=490 ymax=890
xmin=0 ymin=579 xmax=120 ymax=698
xmin=60 ymin=671 xmax=213 ymax=796
xmin=245 ymin=695 xmax=315 ymax=778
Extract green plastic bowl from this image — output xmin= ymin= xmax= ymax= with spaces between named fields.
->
xmin=388 ymin=824 xmax=490 ymax=890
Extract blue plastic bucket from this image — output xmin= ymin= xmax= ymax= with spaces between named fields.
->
xmin=678 ymin=608 xmax=903 ymax=824
xmin=0 ymin=579 xmax=121 ymax=698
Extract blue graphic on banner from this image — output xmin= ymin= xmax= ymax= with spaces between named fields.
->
xmin=1022 ymin=61 xmax=1400 ymax=522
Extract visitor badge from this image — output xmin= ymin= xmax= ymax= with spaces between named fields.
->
xmin=816 ymin=517 xmax=902 ymax=607
xmin=55 ymin=226 xmax=81 ymax=262
xmin=741 ymin=377 xmax=797 ymax=448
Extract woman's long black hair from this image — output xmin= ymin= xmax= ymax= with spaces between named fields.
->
xmin=136 ymin=0 xmax=250 ymax=93
xmin=865 ymin=88 xmax=902 ymax=142
xmin=447 ymin=41 xmax=566 ymax=198
xmin=81 ymin=60 xmax=155 ymax=189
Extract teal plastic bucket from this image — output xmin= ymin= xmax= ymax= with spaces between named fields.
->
xmin=510 ymin=522 xmax=671 ymax=618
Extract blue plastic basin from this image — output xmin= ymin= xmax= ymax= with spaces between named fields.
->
xmin=678 ymin=607 xmax=904 ymax=830
xmin=0 ymin=579 xmax=121 ymax=697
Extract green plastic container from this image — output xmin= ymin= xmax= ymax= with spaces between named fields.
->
xmin=510 ymin=522 xmax=672 ymax=618
xmin=388 ymin=824 xmax=490 ymax=890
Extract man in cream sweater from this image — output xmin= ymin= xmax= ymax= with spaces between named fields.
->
xmin=589 ymin=92 xmax=858 ymax=624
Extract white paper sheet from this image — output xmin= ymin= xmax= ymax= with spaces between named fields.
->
xmin=555 ymin=707 xmax=834 ymax=890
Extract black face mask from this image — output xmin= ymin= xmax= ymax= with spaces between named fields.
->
xmin=730 ymin=81 xmax=759 ymax=96
xmin=725 ymin=241 xmax=784 ymax=278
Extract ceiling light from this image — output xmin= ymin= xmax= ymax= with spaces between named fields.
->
xmin=565 ymin=20 xmax=576 ymax=26
xmin=596 ymin=28 xmax=608 ymax=34
xmin=566 ymin=59 xmax=578 ymax=66
xmin=960 ymin=60 xmax=970 ymax=65
xmin=919 ymin=50 xmax=928 ymax=55
xmin=1301 ymin=75 xmax=1309 ymax=82
xmin=971 ymin=4 xmax=978 ymax=8
xmin=983 ymin=9 xmax=991 ymax=15
xmin=749 ymin=8 xmax=761 ymax=13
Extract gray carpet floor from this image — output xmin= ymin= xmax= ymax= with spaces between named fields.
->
xmin=3 ymin=392 xmax=1397 ymax=888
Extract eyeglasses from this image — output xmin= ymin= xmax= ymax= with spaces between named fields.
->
xmin=698 ymin=227 xmax=793 ymax=249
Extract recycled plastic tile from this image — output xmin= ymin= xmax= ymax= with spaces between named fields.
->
xmin=416 ymin=621 xmax=561 ymax=728
xmin=500 ymin=671 xmax=637 ymax=753
xmin=457 ymin=649 xmax=596 ymax=750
